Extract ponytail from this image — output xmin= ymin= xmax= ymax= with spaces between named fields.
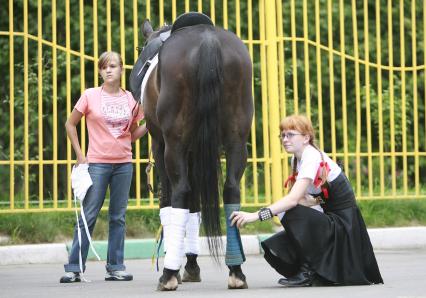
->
xmin=310 ymin=142 xmax=330 ymax=197
xmin=284 ymin=157 xmax=298 ymax=190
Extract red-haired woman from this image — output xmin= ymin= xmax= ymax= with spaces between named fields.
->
xmin=230 ymin=114 xmax=383 ymax=287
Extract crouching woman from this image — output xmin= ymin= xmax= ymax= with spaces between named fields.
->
xmin=230 ymin=115 xmax=383 ymax=287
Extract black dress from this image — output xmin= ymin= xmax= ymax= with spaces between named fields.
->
xmin=261 ymin=173 xmax=383 ymax=285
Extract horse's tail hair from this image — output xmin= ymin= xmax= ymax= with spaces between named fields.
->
xmin=191 ymin=33 xmax=223 ymax=261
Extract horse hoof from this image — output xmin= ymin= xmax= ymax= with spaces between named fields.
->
xmin=182 ymin=268 xmax=201 ymax=282
xmin=157 ymin=275 xmax=178 ymax=291
xmin=227 ymin=273 xmax=248 ymax=289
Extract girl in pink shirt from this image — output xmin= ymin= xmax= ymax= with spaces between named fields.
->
xmin=61 ymin=51 xmax=147 ymax=283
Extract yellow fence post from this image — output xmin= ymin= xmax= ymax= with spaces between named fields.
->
xmin=264 ymin=0 xmax=282 ymax=204
xmin=66 ymin=0 xmax=71 ymax=209
xmin=315 ymin=0 xmax=324 ymax=149
xmin=339 ymin=0 xmax=349 ymax=175
xmin=8 ymin=0 xmax=15 ymax=210
xmin=411 ymin=0 xmax=419 ymax=196
xmin=375 ymin=0 xmax=385 ymax=197
xmin=38 ymin=0 xmax=44 ymax=209
xmin=52 ymin=0 xmax=58 ymax=208
xmin=290 ymin=0 xmax=298 ymax=114
xmin=24 ymin=0 xmax=29 ymax=209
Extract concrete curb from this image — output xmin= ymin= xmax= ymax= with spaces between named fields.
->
xmin=367 ymin=227 xmax=426 ymax=250
xmin=1 ymin=227 xmax=426 ymax=265
xmin=0 ymin=244 xmax=68 ymax=265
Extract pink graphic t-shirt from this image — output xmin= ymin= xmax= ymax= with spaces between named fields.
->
xmin=74 ymin=87 xmax=143 ymax=163
xmin=101 ymin=91 xmax=131 ymax=138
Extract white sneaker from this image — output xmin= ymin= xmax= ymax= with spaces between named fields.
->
xmin=105 ymin=271 xmax=133 ymax=281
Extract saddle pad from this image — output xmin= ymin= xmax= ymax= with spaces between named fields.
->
xmin=140 ymin=54 xmax=159 ymax=105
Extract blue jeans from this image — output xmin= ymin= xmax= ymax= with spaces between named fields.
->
xmin=64 ymin=163 xmax=133 ymax=273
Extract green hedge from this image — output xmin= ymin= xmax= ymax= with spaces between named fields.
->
xmin=1 ymin=200 xmax=426 ymax=245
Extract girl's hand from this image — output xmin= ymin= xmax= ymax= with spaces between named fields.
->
xmin=229 ymin=211 xmax=258 ymax=228
xmin=131 ymin=123 xmax=148 ymax=142
xmin=76 ymin=156 xmax=88 ymax=165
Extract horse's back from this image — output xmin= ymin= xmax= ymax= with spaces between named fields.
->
xmin=157 ymin=25 xmax=253 ymax=136
xmin=160 ymin=25 xmax=251 ymax=79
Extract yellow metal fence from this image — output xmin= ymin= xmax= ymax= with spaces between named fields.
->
xmin=0 ymin=0 xmax=425 ymax=213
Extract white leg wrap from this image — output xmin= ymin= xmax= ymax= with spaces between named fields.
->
xmin=164 ymin=208 xmax=189 ymax=270
xmin=159 ymin=207 xmax=172 ymax=253
xmin=184 ymin=212 xmax=201 ymax=255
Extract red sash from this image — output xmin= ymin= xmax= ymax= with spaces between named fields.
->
xmin=284 ymin=161 xmax=330 ymax=199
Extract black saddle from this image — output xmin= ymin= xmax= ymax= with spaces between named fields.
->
xmin=171 ymin=12 xmax=214 ymax=33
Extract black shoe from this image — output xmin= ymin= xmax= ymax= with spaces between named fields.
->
xmin=278 ymin=265 xmax=315 ymax=287
xmin=60 ymin=272 xmax=81 ymax=283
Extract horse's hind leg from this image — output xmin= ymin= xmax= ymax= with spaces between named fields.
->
xmin=223 ymin=141 xmax=249 ymax=289
xmin=182 ymin=159 xmax=202 ymax=282
xmin=157 ymin=140 xmax=191 ymax=291
xmin=151 ymin=140 xmax=184 ymax=284
xmin=182 ymin=209 xmax=201 ymax=282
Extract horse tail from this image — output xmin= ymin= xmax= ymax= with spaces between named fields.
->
xmin=191 ymin=32 xmax=223 ymax=260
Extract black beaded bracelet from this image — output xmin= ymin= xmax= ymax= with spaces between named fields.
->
xmin=258 ymin=207 xmax=273 ymax=221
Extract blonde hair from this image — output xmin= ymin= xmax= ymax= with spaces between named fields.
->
xmin=98 ymin=51 xmax=123 ymax=70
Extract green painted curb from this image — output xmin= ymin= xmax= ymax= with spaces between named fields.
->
xmin=257 ymin=234 xmax=272 ymax=253
xmin=65 ymin=235 xmax=274 ymax=260
xmin=66 ymin=239 xmax=165 ymax=261
xmin=258 ymin=234 xmax=272 ymax=243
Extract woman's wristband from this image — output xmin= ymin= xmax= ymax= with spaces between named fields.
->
xmin=258 ymin=207 xmax=273 ymax=221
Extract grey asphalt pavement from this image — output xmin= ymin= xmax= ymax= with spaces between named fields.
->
xmin=0 ymin=250 xmax=425 ymax=298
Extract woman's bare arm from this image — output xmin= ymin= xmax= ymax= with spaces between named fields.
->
xmin=65 ymin=109 xmax=86 ymax=164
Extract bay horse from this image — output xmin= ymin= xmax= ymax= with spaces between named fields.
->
xmin=130 ymin=13 xmax=253 ymax=291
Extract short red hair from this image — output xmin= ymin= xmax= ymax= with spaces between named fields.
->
xmin=279 ymin=114 xmax=316 ymax=144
